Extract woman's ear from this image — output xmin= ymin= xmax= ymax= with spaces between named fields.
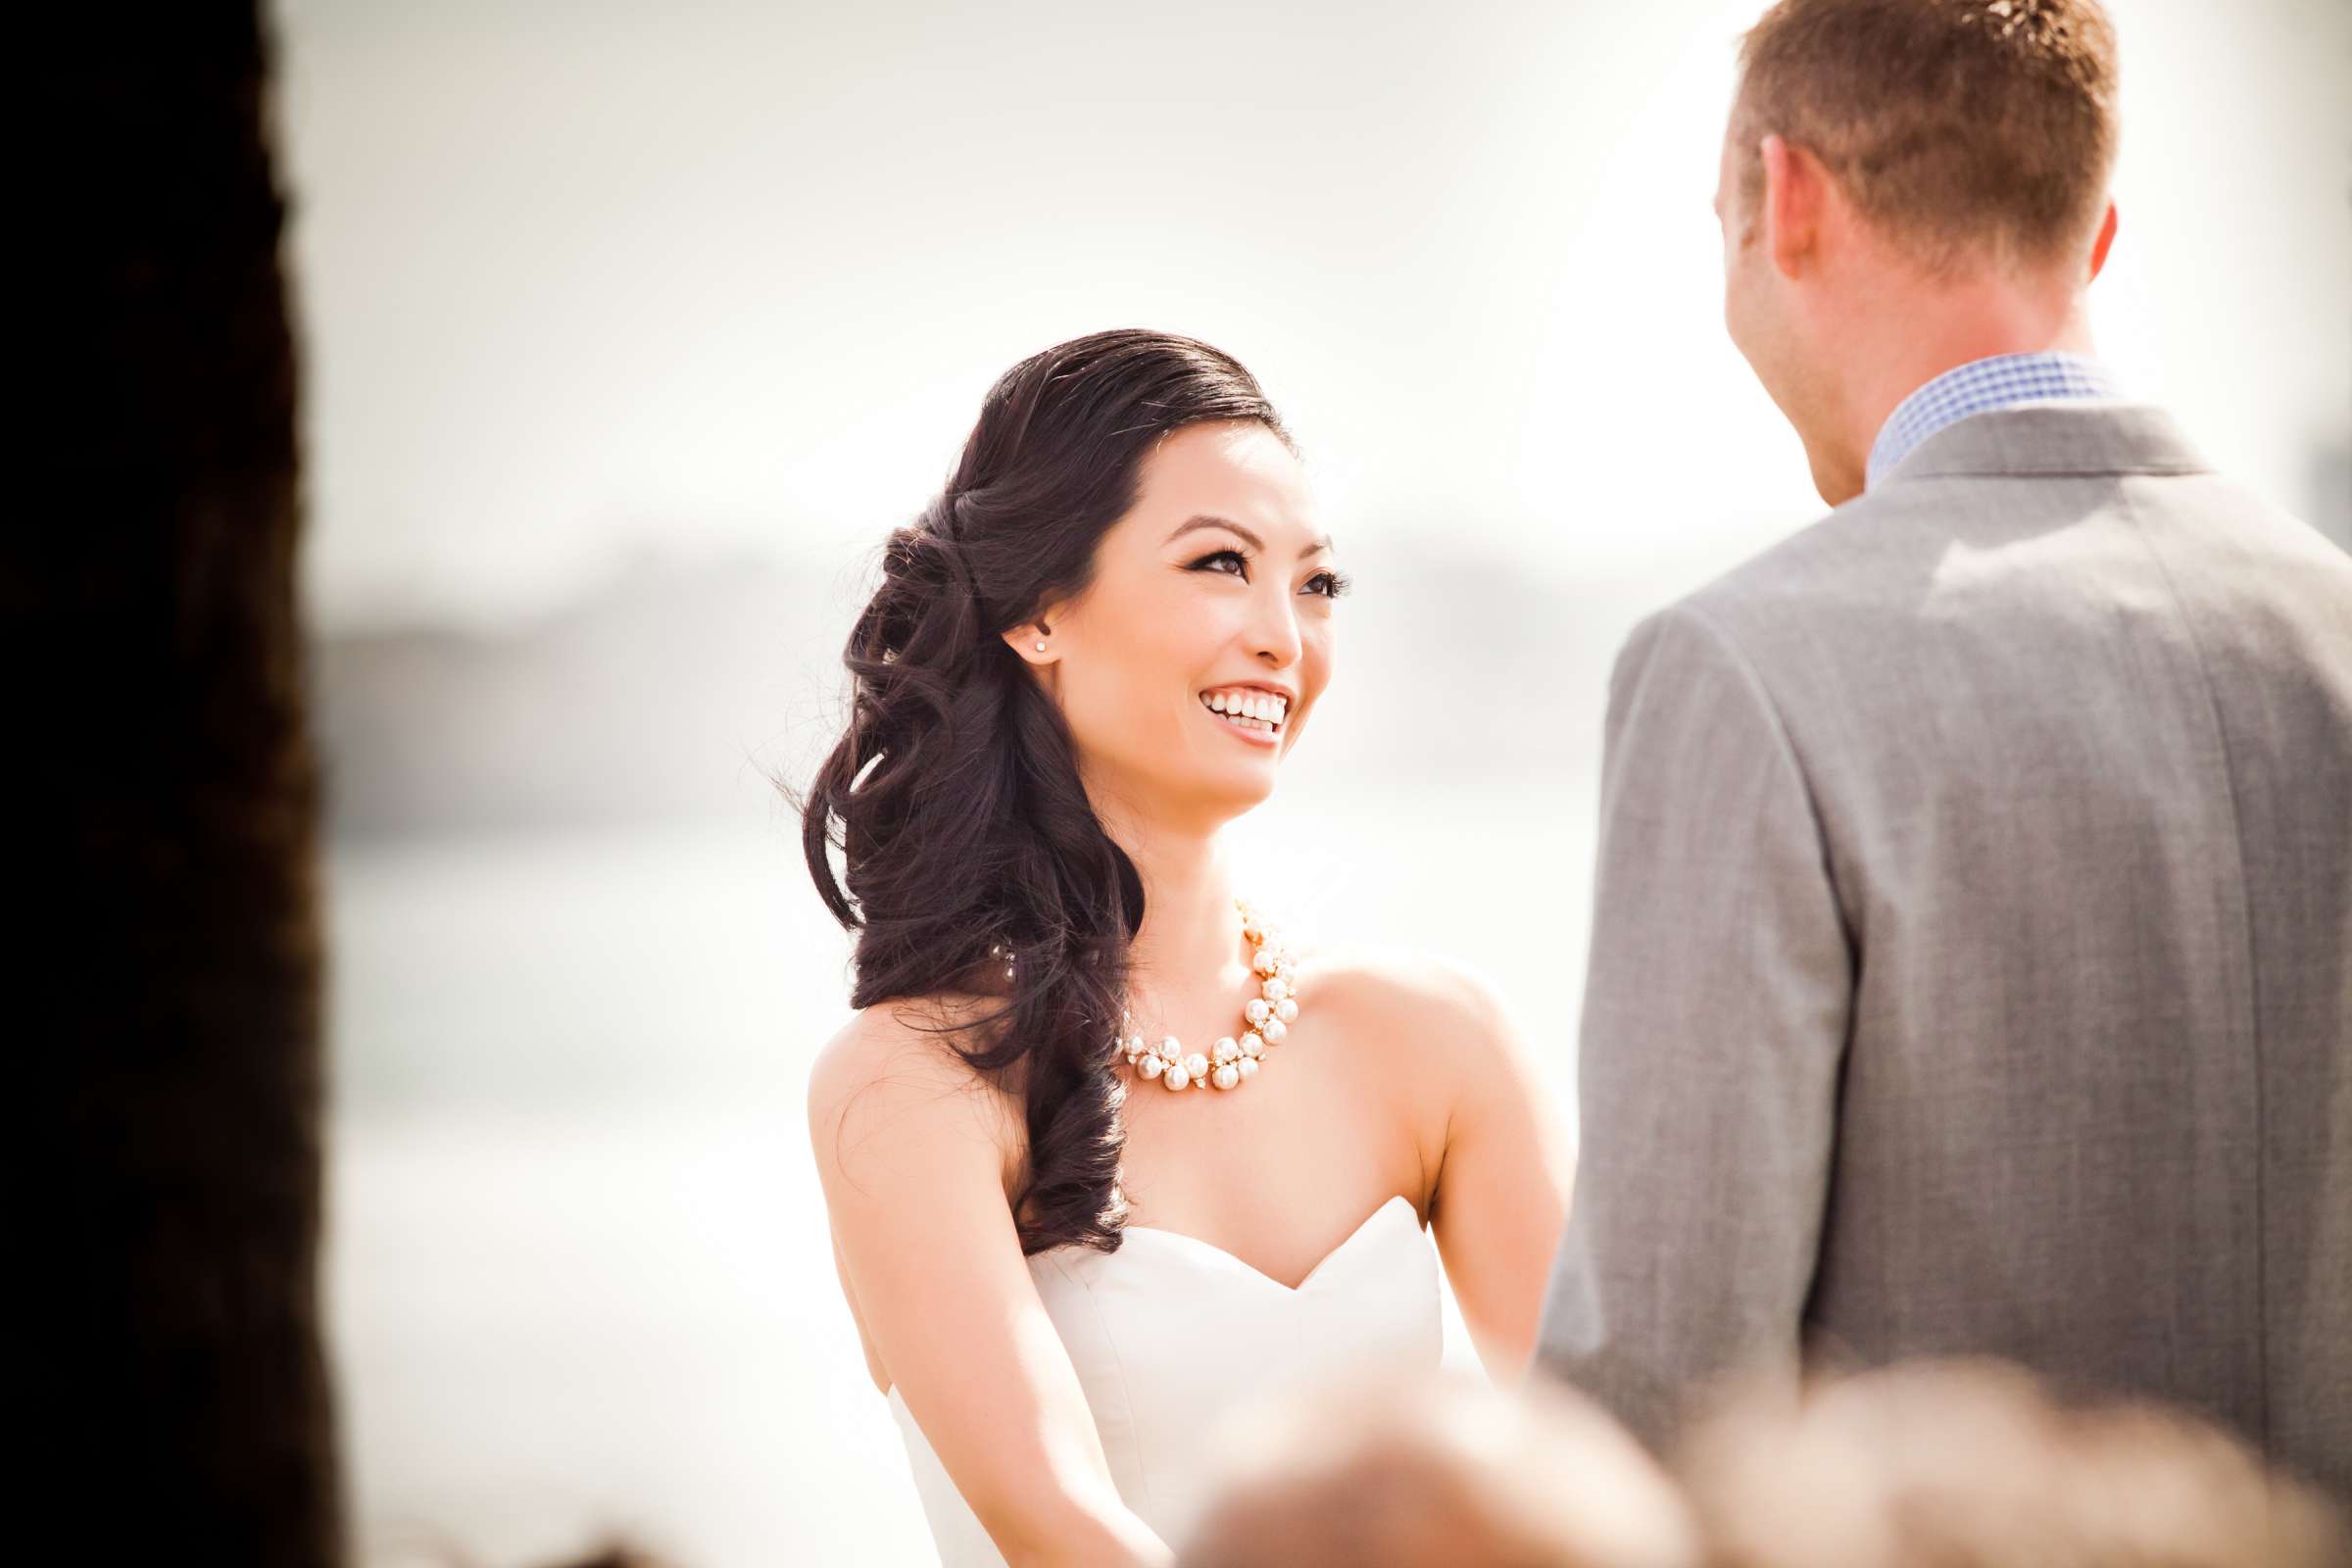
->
xmin=1003 ymin=618 xmax=1054 ymax=665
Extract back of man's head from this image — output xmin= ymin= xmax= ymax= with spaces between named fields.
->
xmin=1732 ymin=0 xmax=2120 ymax=276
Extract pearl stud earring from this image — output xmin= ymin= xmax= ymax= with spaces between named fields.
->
xmin=1034 ymin=640 xmax=1047 ymax=652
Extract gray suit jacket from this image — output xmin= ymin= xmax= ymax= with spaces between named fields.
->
xmin=1533 ymin=403 xmax=2352 ymax=1500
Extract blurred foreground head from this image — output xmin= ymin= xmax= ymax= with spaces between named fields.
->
xmin=1175 ymin=1370 xmax=1701 ymax=1568
xmin=1679 ymin=1359 xmax=2349 ymax=1568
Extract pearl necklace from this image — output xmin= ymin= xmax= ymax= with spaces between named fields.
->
xmin=1117 ymin=898 xmax=1299 ymax=1093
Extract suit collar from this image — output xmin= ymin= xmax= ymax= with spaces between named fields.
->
xmin=1881 ymin=402 xmax=2212 ymax=486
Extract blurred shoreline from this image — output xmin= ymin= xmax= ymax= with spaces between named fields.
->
xmin=308 ymin=537 xmax=1652 ymax=844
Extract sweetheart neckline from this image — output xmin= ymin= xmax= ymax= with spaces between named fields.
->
xmin=880 ymin=1195 xmax=1424 ymax=1402
xmin=1109 ymin=1192 xmax=1419 ymax=1295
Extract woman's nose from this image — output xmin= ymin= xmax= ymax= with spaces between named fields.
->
xmin=1250 ymin=586 xmax=1303 ymax=667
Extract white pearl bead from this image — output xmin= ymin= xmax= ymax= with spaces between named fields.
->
xmin=1212 ymin=1063 xmax=1240 ymax=1091
xmin=1261 ymin=1017 xmax=1288 ymax=1045
xmin=1245 ymin=998 xmax=1273 ymax=1027
xmin=1240 ymin=1033 xmax=1263 ymax=1058
xmin=1157 ymin=1036 xmax=1182 ymax=1061
xmin=1138 ymin=1053 xmax=1163 ymax=1079
xmin=1253 ymin=948 xmax=1281 ymax=976
xmin=1276 ymin=957 xmax=1297 ymax=981
xmin=1211 ymin=1037 xmax=1238 ymax=1065
xmin=1183 ymin=1053 xmax=1208 ymax=1081
xmin=1275 ymin=998 xmax=1298 ymax=1023
xmin=1164 ymin=1064 xmax=1191 ymax=1090
xmin=1238 ymin=1056 xmax=1259 ymax=1078
xmin=1261 ymin=977 xmax=1289 ymax=1004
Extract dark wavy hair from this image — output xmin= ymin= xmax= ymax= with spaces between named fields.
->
xmin=796 ymin=328 xmax=1295 ymax=1256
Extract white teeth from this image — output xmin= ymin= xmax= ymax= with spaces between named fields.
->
xmin=1200 ymin=689 xmax=1289 ymax=729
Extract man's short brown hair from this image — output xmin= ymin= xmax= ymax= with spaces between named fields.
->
xmin=1733 ymin=0 xmax=2120 ymax=273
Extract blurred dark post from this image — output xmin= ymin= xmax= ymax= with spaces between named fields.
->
xmin=27 ymin=3 xmax=341 ymax=1561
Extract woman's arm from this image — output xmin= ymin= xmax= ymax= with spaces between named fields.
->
xmin=807 ymin=1004 xmax=1172 ymax=1568
xmin=1420 ymin=962 xmax=1578 ymax=1383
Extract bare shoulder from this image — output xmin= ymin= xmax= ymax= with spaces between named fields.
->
xmin=1296 ymin=943 xmax=1517 ymax=1043
xmin=1293 ymin=943 xmax=1531 ymax=1096
xmin=806 ymin=993 xmax=1026 ymax=1196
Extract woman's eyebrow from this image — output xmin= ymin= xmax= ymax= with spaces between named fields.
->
xmin=1165 ymin=514 xmax=1334 ymax=558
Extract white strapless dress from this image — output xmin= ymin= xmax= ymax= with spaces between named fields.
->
xmin=885 ymin=1192 xmax=1443 ymax=1565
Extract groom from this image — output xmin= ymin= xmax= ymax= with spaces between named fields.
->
xmin=1534 ymin=0 xmax=2351 ymax=1502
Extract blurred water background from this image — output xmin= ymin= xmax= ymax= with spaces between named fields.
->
xmin=276 ymin=0 xmax=2348 ymax=1561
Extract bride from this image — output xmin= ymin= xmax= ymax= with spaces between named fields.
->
xmin=799 ymin=327 xmax=1575 ymax=1566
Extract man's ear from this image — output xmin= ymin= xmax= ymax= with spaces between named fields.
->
xmin=2086 ymin=198 xmax=2119 ymax=281
xmin=1760 ymin=133 xmax=1822 ymax=281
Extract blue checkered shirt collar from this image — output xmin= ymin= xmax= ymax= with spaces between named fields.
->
xmin=1866 ymin=351 xmax=2124 ymax=489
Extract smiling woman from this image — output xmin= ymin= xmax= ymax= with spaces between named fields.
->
xmin=1179 ymin=513 xmax=1349 ymax=742
xmin=794 ymin=328 xmax=1308 ymax=1262
xmin=792 ymin=327 xmax=1574 ymax=1564
xmin=1026 ymin=420 xmax=1348 ymax=814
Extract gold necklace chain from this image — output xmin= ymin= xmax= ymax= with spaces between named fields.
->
xmin=1117 ymin=897 xmax=1299 ymax=1093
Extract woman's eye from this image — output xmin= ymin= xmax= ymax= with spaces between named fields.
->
xmin=1192 ymin=550 xmax=1348 ymax=599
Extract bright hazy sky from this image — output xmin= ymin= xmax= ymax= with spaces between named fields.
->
xmin=274 ymin=0 xmax=2350 ymax=633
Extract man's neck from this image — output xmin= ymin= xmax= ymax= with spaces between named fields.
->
xmin=1821 ymin=282 xmax=2096 ymax=502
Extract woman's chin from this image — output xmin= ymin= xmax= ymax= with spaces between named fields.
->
xmin=1160 ymin=759 xmax=1281 ymax=820
xmin=1211 ymin=760 xmax=1284 ymax=809
xmin=1094 ymin=716 xmax=1295 ymax=819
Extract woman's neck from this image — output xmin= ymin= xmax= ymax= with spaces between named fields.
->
xmin=1096 ymin=800 xmax=1249 ymax=1013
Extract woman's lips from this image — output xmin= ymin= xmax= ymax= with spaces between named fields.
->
xmin=1203 ymin=704 xmax=1281 ymax=748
